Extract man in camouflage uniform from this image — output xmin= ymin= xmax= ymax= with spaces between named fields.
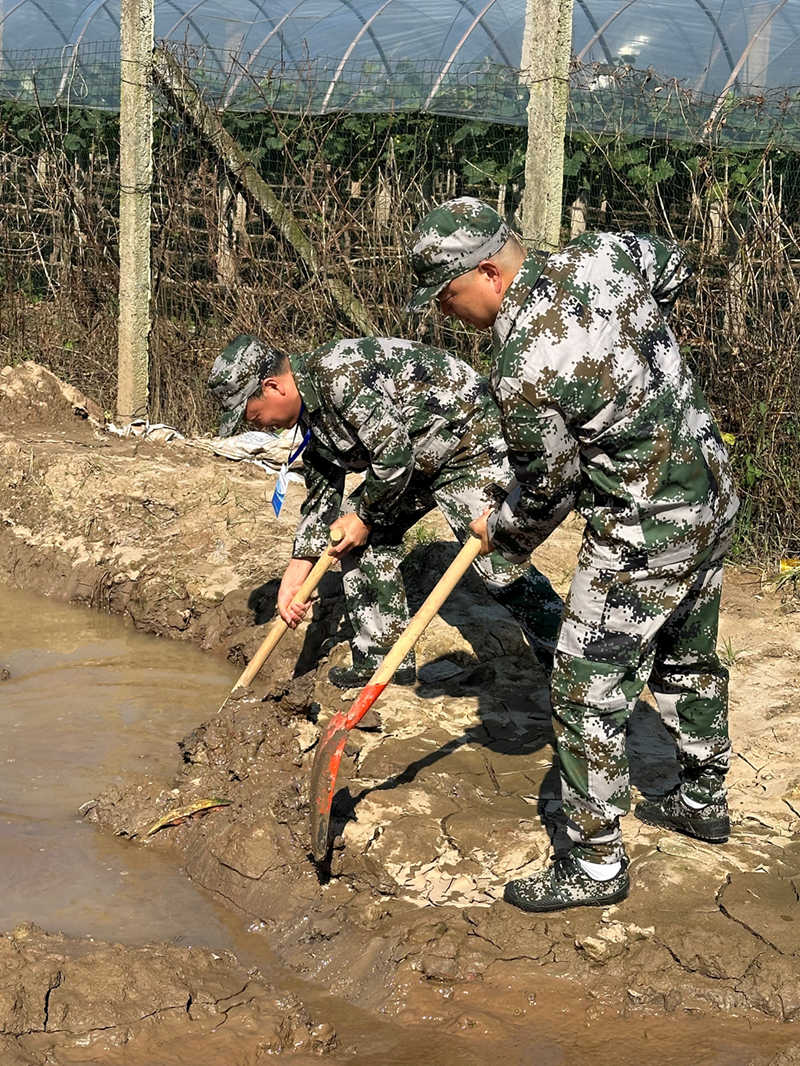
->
xmin=408 ymin=197 xmax=739 ymax=911
xmin=208 ymin=334 xmax=563 ymax=689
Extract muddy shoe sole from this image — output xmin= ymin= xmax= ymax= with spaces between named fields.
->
xmin=634 ymin=803 xmax=729 ymax=843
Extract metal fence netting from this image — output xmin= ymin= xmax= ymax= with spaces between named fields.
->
xmin=3 ymin=0 xmax=800 ymax=143
xmin=3 ymin=40 xmax=800 ymax=146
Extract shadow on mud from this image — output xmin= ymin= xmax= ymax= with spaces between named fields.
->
xmin=248 ymin=571 xmax=348 ymax=677
xmin=306 ymin=539 xmax=684 ymax=863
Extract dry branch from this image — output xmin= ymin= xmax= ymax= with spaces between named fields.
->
xmin=152 ymin=46 xmax=376 ymax=337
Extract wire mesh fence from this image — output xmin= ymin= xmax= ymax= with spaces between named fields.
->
xmin=3 ymin=36 xmax=800 ymax=144
xmin=0 ymin=49 xmax=797 ymax=563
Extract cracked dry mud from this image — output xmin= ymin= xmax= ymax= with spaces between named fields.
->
xmin=2 ymin=362 xmax=800 ymax=1065
xmin=0 ymin=923 xmax=335 ymax=1065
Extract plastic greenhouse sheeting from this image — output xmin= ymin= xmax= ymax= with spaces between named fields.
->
xmin=1 ymin=1 xmax=799 ymax=141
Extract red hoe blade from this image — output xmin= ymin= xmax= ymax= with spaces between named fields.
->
xmin=310 ymin=536 xmax=482 ymax=861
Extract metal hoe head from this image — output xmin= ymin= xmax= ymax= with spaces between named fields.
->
xmin=310 ymin=683 xmax=386 ymax=862
xmin=308 ymin=536 xmax=482 ymax=863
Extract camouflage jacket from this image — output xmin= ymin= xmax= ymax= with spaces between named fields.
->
xmin=486 ymin=231 xmax=739 ymax=570
xmin=290 ymin=337 xmax=497 ymax=556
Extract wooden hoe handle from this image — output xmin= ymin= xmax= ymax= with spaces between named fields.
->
xmin=366 ymin=534 xmax=482 ymax=691
xmin=232 ymin=529 xmax=343 ymax=693
xmin=309 ymin=535 xmax=483 ymax=861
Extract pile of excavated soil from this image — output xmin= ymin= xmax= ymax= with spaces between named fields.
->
xmin=2 ymin=363 xmax=800 ymax=1064
xmin=0 ymin=361 xmax=103 ymax=428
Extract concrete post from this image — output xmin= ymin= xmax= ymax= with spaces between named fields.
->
xmin=708 ymin=200 xmax=724 ymax=255
xmin=520 ymin=0 xmax=573 ymax=251
xmin=375 ymin=170 xmax=392 ymax=226
xmin=117 ymin=0 xmax=154 ymax=423
xmin=569 ymin=189 xmax=588 ymax=238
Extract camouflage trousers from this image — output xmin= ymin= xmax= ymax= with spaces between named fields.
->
xmin=339 ymin=440 xmax=563 ymax=674
xmin=553 ymin=535 xmax=733 ymax=864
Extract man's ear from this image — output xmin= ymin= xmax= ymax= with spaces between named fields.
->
xmin=477 ymin=259 xmax=503 ymax=293
xmin=262 ymin=376 xmax=285 ymax=395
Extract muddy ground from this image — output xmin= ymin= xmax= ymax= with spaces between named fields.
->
xmin=1 ymin=362 xmax=799 ymax=1065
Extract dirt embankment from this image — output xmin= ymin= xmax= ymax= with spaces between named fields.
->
xmin=0 ymin=924 xmax=336 ymax=1065
xmin=2 ymin=363 xmax=800 ymax=1065
xmin=0 ymin=361 xmax=334 ymax=674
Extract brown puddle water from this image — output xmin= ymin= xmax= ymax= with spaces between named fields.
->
xmin=0 ymin=585 xmax=557 ymax=1064
xmin=0 ymin=583 xmax=251 ymax=947
xmin=0 ymin=586 xmax=793 ymax=1066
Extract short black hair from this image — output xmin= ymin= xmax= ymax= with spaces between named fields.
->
xmin=257 ymin=347 xmax=290 ymax=380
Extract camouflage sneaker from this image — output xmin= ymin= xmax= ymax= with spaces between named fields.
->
xmin=504 ymin=853 xmax=629 ymax=913
xmin=634 ymin=788 xmax=730 ymax=843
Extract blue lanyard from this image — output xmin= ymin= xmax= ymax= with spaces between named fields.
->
xmin=288 ymin=428 xmax=311 ymax=464
xmin=287 ymin=402 xmax=311 ymax=464
xmin=272 ymin=405 xmax=310 ymax=519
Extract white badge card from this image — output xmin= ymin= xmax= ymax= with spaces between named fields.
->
xmin=272 ymin=462 xmax=289 ymax=517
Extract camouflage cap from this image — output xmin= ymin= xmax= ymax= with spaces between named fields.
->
xmin=208 ymin=334 xmax=277 ymax=438
xmin=407 ymin=196 xmax=510 ymax=312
